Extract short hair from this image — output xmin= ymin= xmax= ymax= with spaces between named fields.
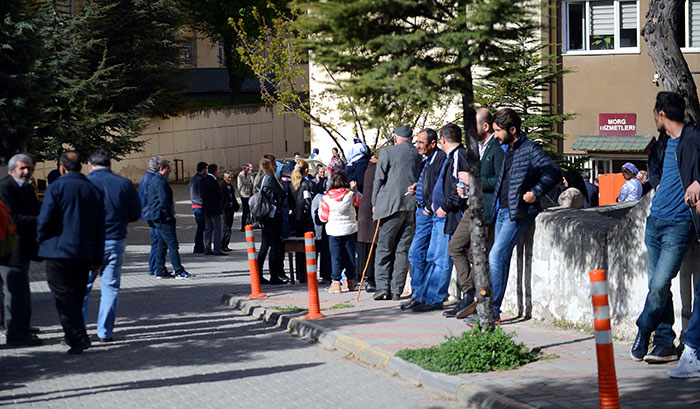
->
xmin=293 ymin=152 xmax=301 ymax=157
xmin=88 ymin=149 xmax=110 ymax=167
xmin=419 ymin=128 xmax=438 ymax=145
xmin=148 ymin=156 xmax=161 ymax=170
xmin=329 ymin=170 xmax=350 ymax=190
xmin=317 ymin=164 xmax=324 ymax=170
xmin=59 ymin=151 xmax=81 ymax=172
xmin=196 ymin=161 xmax=208 ymax=172
xmin=7 ymin=153 xmax=35 ymax=172
xmin=440 ymin=123 xmax=462 ymax=143
xmin=157 ymin=159 xmax=170 ymax=171
xmin=493 ymin=108 xmax=522 ymax=135
xmin=207 ymin=163 xmax=218 ymax=174
xmin=477 ymin=108 xmax=494 ymax=127
xmin=655 ymin=91 xmax=686 ymax=123
xmin=240 ymin=163 xmax=249 ymax=170
xmin=223 ymin=171 xmax=232 ymax=178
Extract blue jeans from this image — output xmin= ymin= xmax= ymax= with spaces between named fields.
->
xmin=408 ymin=208 xmax=433 ymax=299
xmin=490 ymin=208 xmax=536 ymax=317
xmin=192 ymin=207 xmax=205 ymax=253
xmin=329 ymin=233 xmax=357 ymax=282
xmin=147 ymin=222 xmax=159 ymax=275
xmin=637 ymin=215 xmax=694 ymax=346
xmin=155 ymin=222 xmax=185 ymax=275
xmin=685 ymin=278 xmax=700 ymax=356
xmin=415 ymin=216 xmax=452 ymax=307
xmin=83 ymin=239 xmax=126 ymax=339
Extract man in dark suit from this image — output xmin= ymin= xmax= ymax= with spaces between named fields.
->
xmin=83 ymin=149 xmax=141 ymax=342
xmin=138 ymin=156 xmax=161 ymax=276
xmin=445 ymin=108 xmax=505 ymax=319
xmin=220 ymin=171 xmax=239 ymax=251
xmin=201 ymin=164 xmax=225 ymax=256
xmin=371 ymin=125 xmax=422 ymax=300
xmin=0 ymin=153 xmax=42 ymax=346
xmin=37 ymin=151 xmax=105 ymax=354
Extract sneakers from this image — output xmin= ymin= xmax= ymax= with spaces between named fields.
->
xmin=644 ymin=344 xmax=679 ymax=363
xmin=328 ymin=281 xmax=342 ymax=294
xmin=668 ymin=346 xmax=700 ymax=378
xmin=174 ymin=272 xmax=195 ymax=280
xmin=630 ymin=331 xmax=651 ymax=361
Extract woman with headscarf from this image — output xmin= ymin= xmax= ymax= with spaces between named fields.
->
xmin=559 ymin=169 xmax=589 ymax=209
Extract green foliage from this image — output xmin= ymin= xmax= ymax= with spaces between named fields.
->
xmin=177 ymin=0 xmax=289 ymax=103
xmin=395 ymin=325 xmax=537 ymax=374
xmin=475 ymin=32 xmax=576 ymax=166
xmin=0 ymin=0 xmax=46 ymax=163
xmin=326 ymin=303 xmax=354 ymax=309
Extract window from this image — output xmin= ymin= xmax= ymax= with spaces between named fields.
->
xmin=182 ymin=38 xmax=196 ymax=67
xmin=676 ymin=1 xmax=700 ymax=49
xmin=218 ymin=40 xmax=226 ymax=66
xmin=564 ymin=1 xmax=640 ymax=53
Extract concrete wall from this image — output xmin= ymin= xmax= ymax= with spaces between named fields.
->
xmin=33 ymin=104 xmax=306 ymax=183
xmin=501 ymin=192 xmax=698 ymax=341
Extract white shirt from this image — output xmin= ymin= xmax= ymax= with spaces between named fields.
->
xmin=478 ymin=133 xmax=494 ymax=159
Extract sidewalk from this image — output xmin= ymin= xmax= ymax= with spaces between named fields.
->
xmin=224 ymin=281 xmax=700 ymax=409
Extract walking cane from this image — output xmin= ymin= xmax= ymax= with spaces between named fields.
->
xmin=355 ymin=219 xmax=381 ymax=302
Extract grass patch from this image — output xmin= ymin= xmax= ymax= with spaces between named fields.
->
xmin=395 ymin=324 xmax=538 ymax=375
xmin=268 ymin=305 xmax=307 ymax=313
xmin=325 ymin=303 xmax=354 ymax=310
xmin=552 ymin=318 xmax=594 ymax=334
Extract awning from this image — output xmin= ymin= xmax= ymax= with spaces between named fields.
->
xmin=571 ymin=135 xmax=655 ymax=153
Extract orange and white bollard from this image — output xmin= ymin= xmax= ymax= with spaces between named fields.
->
xmin=245 ymin=225 xmax=266 ymax=299
xmin=589 ymin=269 xmax=619 ymax=409
xmin=303 ymin=232 xmax=325 ymax=319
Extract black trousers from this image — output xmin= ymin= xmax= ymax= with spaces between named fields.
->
xmin=258 ymin=216 xmax=284 ymax=280
xmin=318 ymin=227 xmax=332 ymax=281
xmin=355 ymin=241 xmax=375 ymax=285
xmin=0 ymin=262 xmax=32 ymax=339
xmin=45 ymin=259 xmax=91 ymax=346
xmin=240 ymin=197 xmax=250 ymax=230
xmin=221 ymin=208 xmax=234 ymax=249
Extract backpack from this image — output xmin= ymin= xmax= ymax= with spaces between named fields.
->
xmin=0 ymin=200 xmax=18 ymax=259
xmin=249 ymin=175 xmax=274 ymax=228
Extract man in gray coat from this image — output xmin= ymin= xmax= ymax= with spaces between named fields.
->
xmin=372 ymin=125 xmax=422 ymax=300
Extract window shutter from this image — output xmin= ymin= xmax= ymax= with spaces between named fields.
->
xmin=620 ymin=2 xmax=637 ymax=30
xmin=590 ymin=1 xmax=615 ymax=36
xmin=691 ymin=0 xmax=700 ymax=47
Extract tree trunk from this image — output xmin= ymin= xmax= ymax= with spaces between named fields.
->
xmin=643 ymin=0 xmax=700 ymax=125
xmin=223 ymin=37 xmax=243 ymax=104
xmin=461 ymin=64 xmax=496 ymax=330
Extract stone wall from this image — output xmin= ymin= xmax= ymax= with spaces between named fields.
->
xmin=501 ymin=192 xmax=698 ymax=341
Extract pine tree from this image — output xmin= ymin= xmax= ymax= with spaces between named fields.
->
xmin=0 ymin=0 xmax=45 ymax=162
xmin=294 ymin=0 xmax=537 ymax=328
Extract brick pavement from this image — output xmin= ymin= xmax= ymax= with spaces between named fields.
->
xmin=0 ymin=186 xmax=462 ymax=409
xmin=229 ymin=270 xmax=700 ymax=408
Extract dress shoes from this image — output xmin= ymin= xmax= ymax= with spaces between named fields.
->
xmin=259 ymin=276 xmax=270 ymax=284
xmin=365 ymin=281 xmax=376 ymax=293
xmin=411 ymin=302 xmax=439 ymax=313
xmin=221 ymin=247 xmax=232 ymax=252
xmin=203 ymin=251 xmax=214 ymax=255
xmin=6 ymin=334 xmax=43 ymax=347
xmin=400 ymin=298 xmax=421 ymax=311
xmin=373 ymin=289 xmax=390 ymax=300
xmin=213 ymin=252 xmax=228 ymax=256
xmin=269 ymin=277 xmax=288 ymax=285
xmin=67 ymin=339 xmax=91 ymax=355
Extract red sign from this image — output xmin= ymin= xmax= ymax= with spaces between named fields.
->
xmin=599 ymin=113 xmax=636 ymax=136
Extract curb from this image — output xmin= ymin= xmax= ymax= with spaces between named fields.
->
xmin=222 ymin=294 xmax=535 ymax=409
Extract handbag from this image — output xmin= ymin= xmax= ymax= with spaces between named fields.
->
xmin=249 ymin=175 xmax=274 ymax=227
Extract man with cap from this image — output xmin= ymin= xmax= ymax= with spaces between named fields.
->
xmin=371 ymin=125 xmax=422 ymax=300
xmin=617 ymin=162 xmax=643 ymax=202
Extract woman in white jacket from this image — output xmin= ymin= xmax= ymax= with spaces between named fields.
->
xmin=318 ymin=171 xmax=361 ymax=294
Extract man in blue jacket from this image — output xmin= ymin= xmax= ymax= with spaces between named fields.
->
xmin=147 ymin=159 xmax=194 ymax=280
xmin=138 ymin=156 xmax=160 ymax=276
xmin=37 ymin=151 xmax=105 ymax=354
xmin=488 ymin=109 xmax=560 ymax=324
xmin=632 ymin=92 xmax=700 ymax=364
xmin=83 ymin=149 xmax=141 ymax=342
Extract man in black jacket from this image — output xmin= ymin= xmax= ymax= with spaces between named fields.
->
xmin=201 ymin=164 xmax=225 ymax=256
xmin=411 ymin=124 xmax=468 ymax=312
xmin=632 ymin=92 xmax=700 ymax=364
xmin=488 ymin=109 xmax=560 ymax=323
xmin=401 ymin=128 xmax=445 ymax=310
xmin=220 ymin=171 xmax=239 ymax=251
xmin=0 ymin=153 xmax=42 ymax=346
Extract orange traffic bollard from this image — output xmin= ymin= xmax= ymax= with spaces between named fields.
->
xmin=303 ymin=232 xmax=325 ymax=319
xmin=245 ymin=225 xmax=266 ymax=299
xmin=589 ymin=269 xmax=619 ymax=409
